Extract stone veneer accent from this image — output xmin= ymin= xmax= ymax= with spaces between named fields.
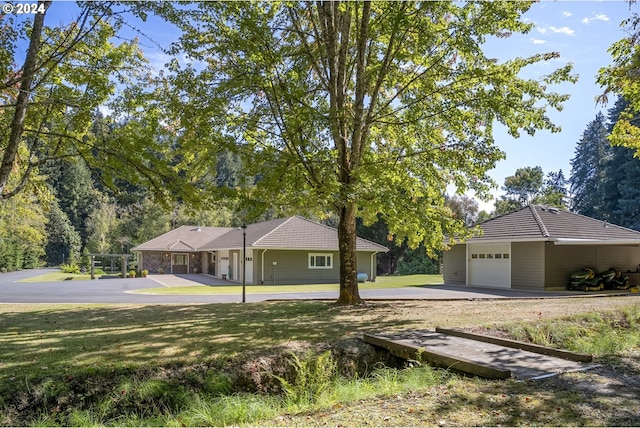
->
xmin=139 ymin=251 xmax=206 ymax=274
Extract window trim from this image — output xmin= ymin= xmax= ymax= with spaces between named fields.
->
xmin=308 ymin=253 xmax=333 ymax=269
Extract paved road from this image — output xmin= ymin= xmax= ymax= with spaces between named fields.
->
xmin=0 ymin=268 xmax=628 ymax=304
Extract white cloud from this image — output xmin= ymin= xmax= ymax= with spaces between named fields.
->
xmin=582 ymin=14 xmax=610 ymax=24
xmin=531 ymin=38 xmax=546 ymax=45
xmin=536 ymin=27 xmax=547 ymax=35
xmin=548 ymin=26 xmax=576 ymax=36
xmin=563 ymin=11 xmax=573 ymax=17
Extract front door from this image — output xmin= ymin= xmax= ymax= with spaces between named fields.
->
xmin=172 ymin=253 xmax=188 ymax=274
xmin=208 ymin=252 xmax=216 ymax=275
xmin=232 ymin=252 xmax=238 ymax=280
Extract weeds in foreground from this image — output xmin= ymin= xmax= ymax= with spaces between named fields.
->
xmin=27 ymin=359 xmax=445 ymax=427
xmin=503 ymin=306 xmax=640 ymax=357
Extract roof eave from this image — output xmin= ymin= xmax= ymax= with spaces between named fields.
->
xmin=551 ymin=238 xmax=640 ymax=246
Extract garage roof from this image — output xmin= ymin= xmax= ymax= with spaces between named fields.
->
xmin=470 ymin=205 xmax=640 ymax=244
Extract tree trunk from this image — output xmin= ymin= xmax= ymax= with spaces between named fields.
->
xmin=336 ymin=201 xmax=362 ymax=305
xmin=0 ymin=1 xmax=50 ymax=197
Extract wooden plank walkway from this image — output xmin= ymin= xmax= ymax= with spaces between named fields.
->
xmin=363 ymin=329 xmax=597 ymax=380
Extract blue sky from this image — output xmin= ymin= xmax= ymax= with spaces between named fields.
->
xmin=16 ymin=1 xmax=636 ymax=211
xmin=479 ymin=1 xmax=633 ymax=210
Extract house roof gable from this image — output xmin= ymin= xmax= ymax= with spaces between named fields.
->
xmin=204 ymin=216 xmax=389 ymax=252
xmin=133 ymin=217 xmax=389 ymax=253
xmin=131 ymin=225 xmax=234 ymax=252
xmin=471 ymin=205 xmax=640 ymax=242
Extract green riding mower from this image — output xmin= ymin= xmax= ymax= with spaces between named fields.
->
xmin=568 ymin=268 xmax=603 ymax=291
xmin=600 ymin=267 xmax=631 ymax=290
xmin=568 ymin=267 xmax=631 ymax=291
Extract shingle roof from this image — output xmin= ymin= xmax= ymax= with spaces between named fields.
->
xmin=471 ymin=205 xmax=640 ymax=242
xmin=133 ymin=217 xmax=389 ymax=252
xmin=205 ymin=216 xmax=388 ymax=251
xmin=131 ymin=226 xmax=234 ymax=252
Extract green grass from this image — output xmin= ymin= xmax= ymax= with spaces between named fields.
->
xmin=138 ymin=274 xmax=443 ymax=295
xmin=19 ymin=271 xmax=120 ymax=282
xmin=18 ymin=271 xmax=94 ymax=282
xmin=1 ymin=297 xmax=639 ymax=426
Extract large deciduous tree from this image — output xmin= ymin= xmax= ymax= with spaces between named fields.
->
xmin=597 ymin=6 xmax=640 ymax=155
xmin=495 ymin=166 xmax=568 ymax=216
xmin=157 ymin=1 xmax=574 ymax=304
xmin=0 ymin=1 xmax=196 ymax=204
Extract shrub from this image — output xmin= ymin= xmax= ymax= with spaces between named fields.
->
xmin=60 ymin=263 xmax=80 ymax=274
xmin=129 ymin=270 xmax=136 ymax=278
xmin=141 ymin=269 xmax=148 ymax=277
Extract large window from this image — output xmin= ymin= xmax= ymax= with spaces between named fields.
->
xmin=173 ymin=254 xmax=188 ymax=265
xmin=309 ymin=253 xmax=333 ymax=269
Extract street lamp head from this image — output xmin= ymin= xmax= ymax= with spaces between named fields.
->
xmin=241 ymin=223 xmax=247 ymax=233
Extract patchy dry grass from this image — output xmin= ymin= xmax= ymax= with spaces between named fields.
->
xmin=0 ymin=295 xmax=639 ymax=426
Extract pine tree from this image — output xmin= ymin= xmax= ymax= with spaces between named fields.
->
xmin=604 ymin=98 xmax=640 ymax=230
xmin=569 ymin=113 xmax=610 ymax=219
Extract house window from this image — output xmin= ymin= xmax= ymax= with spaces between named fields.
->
xmin=309 ymin=253 xmax=333 ymax=269
xmin=173 ymin=254 xmax=187 ymax=265
xmin=487 ymin=253 xmax=494 ymax=259
xmin=495 ymin=254 xmax=502 ymax=259
xmin=471 ymin=254 xmax=478 ymax=259
xmin=479 ymin=254 xmax=486 ymax=259
xmin=503 ymin=254 xmax=510 ymax=259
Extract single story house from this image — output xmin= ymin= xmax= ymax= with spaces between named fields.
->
xmin=443 ymin=205 xmax=640 ymax=290
xmin=132 ymin=216 xmax=388 ymax=284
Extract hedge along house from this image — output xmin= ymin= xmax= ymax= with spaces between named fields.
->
xmin=132 ymin=216 xmax=388 ymax=284
xmin=443 ymin=205 xmax=640 ymax=290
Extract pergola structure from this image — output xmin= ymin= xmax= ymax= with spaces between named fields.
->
xmin=89 ymin=254 xmax=132 ymax=279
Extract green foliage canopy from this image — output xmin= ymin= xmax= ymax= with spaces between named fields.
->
xmin=148 ymin=1 xmax=575 ymax=302
xmin=597 ymin=8 xmax=640 ymax=155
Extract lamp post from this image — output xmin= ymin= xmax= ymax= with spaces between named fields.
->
xmin=241 ymin=223 xmax=247 ymax=303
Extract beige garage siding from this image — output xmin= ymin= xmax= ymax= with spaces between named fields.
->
xmin=545 ymin=245 xmax=598 ymax=290
xmin=511 ymin=242 xmax=545 ymax=291
xmin=443 ymin=244 xmax=466 ymax=285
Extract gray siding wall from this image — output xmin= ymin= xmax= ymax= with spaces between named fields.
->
xmin=511 ymin=242 xmax=545 ymax=290
xmin=443 ymin=244 xmax=466 ymax=285
xmin=545 ymin=244 xmax=640 ymax=289
xmin=545 ymin=245 xmax=597 ymax=290
xmin=252 ymin=250 xmax=377 ymax=285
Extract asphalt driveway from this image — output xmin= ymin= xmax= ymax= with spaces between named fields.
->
xmin=0 ymin=268 xmax=630 ymax=304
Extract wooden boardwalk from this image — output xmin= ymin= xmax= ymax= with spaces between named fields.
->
xmin=363 ymin=329 xmax=596 ymax=380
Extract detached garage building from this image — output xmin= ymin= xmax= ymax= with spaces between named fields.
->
xmin=443 ymin=205 xmax=640 ymax=290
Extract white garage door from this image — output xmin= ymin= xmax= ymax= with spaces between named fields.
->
xmin=469 ymin=244 xmax=511 ymax=288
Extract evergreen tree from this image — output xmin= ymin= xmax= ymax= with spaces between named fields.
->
xmin=43 ymin=157 xmax=99 ymax=244
xmin=44 ymin=201 xmax=82 ymax=266
xmin=569 ymin=113 xmax=610 ymax=219
xmin=541 ymin=169 xmax=569 ymax=208
xmin=603 ymin=98 xmax=640 ymax=230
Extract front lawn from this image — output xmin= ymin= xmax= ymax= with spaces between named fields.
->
xmin=137 ymin=274 xmax=444 ymax=295
xmin=0 ymin=297 xmax=639 ymax=426
xmin=19 ymin=271 xmax=122 ymax=282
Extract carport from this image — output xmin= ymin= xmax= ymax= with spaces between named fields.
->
xmin=444 ymin=205 xmax=640 ymax=291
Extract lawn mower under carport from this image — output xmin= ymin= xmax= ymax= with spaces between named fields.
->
xmin=568 ymin=267 xmax=630 ymax=291
xmin=599 ymin=267 xmax=631 ymax=290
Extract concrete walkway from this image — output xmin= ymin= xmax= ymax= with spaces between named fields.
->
xmin=147 ymin=274 xmax=235 ymax=287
